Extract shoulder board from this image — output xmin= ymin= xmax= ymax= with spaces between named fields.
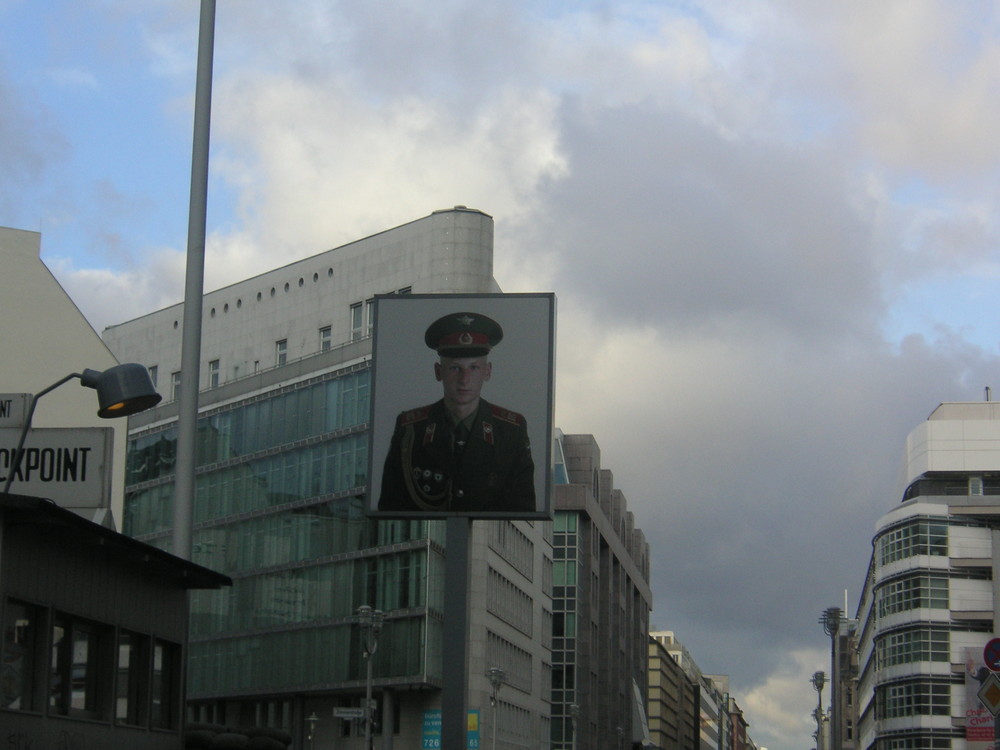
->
xmin=489 ymin=404 xmax=526 ymax=426
xmin=399 ymin=406 xmax=432 ymax=425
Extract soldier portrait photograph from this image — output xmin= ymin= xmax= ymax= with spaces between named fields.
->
xmin=368 ymin=294 xmax=554 ymax=518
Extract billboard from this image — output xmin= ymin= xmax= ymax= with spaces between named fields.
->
xmin=966 ymin=646 xmax=997 ymax=747
xmin=368 ymin=293 xmax=555 ymax=519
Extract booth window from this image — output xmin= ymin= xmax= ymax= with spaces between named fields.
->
xmin=116 ymin=630 xmax=150 ymax=726
xmin=50 ymin=613 xmax=113 ymax=719
xmin=151 ymin=638 xmax=181 ymax=729
xmin=2 ymin=598 xmax=40 ymax=711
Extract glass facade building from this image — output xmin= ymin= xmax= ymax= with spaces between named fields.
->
xmin=855 ymin=402 xmax=1000 ymax=750
xmin=105 ymin=208 xmax=556 ymax=747
xmin=548 ymin=433 xmax=653 ymax=750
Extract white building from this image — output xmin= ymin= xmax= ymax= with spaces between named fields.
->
xmin=103 ymin=207 xmax=554 ymax=749
xmin=856 ymin=401 xmax=1000 ymax=750
xmin=0 ymin=226 xmax=129 ymax=526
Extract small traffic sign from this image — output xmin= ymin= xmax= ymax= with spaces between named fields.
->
xmin=334 ymin=707 xmax=366 ymax=719
xmin=984 ymin=638 xmax=1000 ymax=672
xmin=979 ymin=672 xmax=1000 ymax=715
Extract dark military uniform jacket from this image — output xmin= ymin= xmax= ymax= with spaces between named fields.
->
xmin=378 ymin=399 xmax=535 ymax=513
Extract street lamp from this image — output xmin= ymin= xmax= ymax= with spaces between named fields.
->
xmin=811 ymin=671 xmax=826 ymax=750
xmin=306 ymin=712 xmax=318 ymax=750
xmin=358 ymin=604 xmax=384 ymax=750
xmin=2 ymin=363 xmax=161 ymax=495
xmin=487 ymin=666 xmax=506 ymax=750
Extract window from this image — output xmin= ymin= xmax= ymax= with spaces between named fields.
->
xmin=366 ymin=298 xmax=375 ymax=337
xmin=876 ymin=574 xmax=949 ymax=617
xmin=151 ymin=639 xmax=180 ymax=729
xmin=319 ymin=326 xmax=332 ymax=352
xmin=209 ymin=360 xmax=220 ymax=388
xmin=275 ymin=340 xmax=288 ymax=367
xmin=2 ymin=599 xmax=40 ymax=711
xmin=878 ymin=520 xmax=948 ymax=566
xmin=350 ymin=303 xmax=363 ymax=341
xmin=50 ymin=614 xmax=112 ymax=719
xmin=876 ymin=627 xmax=949 ymax=667
xmin=147 ymin=366 xmax=158 ymax=388
xmin=116 ymin=630 xmax=149 ymax=726
xmin=171 ymin=371 xmax=181 ymax=401
xmin=876 ymin=679 xmax=950 ymax=718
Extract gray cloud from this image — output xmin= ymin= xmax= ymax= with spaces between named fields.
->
xmin=10 ymin=2 xmax=1000 ymax=748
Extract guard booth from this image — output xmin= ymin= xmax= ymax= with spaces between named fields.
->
xmin=0 ymin=492 xmax=231 ymax=749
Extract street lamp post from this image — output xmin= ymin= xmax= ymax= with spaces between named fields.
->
xmin=569 ymin=703 xmax=579 ymax=750
xmin=358 ymin=605 xmax=384 ymax=750
xmin=2 ymin=364 xmax=161 ymax=496
xmin=811 ymin=671 xmax=826 ymax=750
xmin=487 ymin=667 xmax=506 ymax=750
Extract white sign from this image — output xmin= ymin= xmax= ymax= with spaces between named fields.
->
xmin=333 ymin=707 xmax=366 ymax=719
xmin=0 ymin=427 xmax=113 ymax=508
xmin=0 ymin=394 xmax=30 ymax=428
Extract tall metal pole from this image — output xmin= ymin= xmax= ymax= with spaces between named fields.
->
xmin=442 ymin=517 xmax=472 ymax=750
xmin=173 ymin=0 xmax=216 ymax=560
xmin=811 ymin=671 xmax=826 ymax=750
xmin=487 ymin=667 xmax=505 ymax=750
xmin=359 ymin=605 xmax=384 ymax=750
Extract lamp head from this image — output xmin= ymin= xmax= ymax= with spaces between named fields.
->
xmin=81 ymin=363 xmax=161 ymax=418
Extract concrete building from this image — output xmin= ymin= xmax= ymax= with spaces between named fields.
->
xmin=0 ymin=226 xmax=130 ymax=526
xmin=104 ymin=208 xmax=555 ymax=748
xmin=648 ymin=633 xmax=699 ymax=749
xmin=551 ymin=432 xmax=653 ymax=749
xmin=855 ymin=400 xmax=1000 ymax=749
xmin=819 ymin=607 xmax=859 ymax=750
xmin=0 ymin=225 xmax=231 ymax=748
xmin=649 ymin=632 xmax=740 ymax=750
xmin=727 ymin=695 xmax=749 ymax=750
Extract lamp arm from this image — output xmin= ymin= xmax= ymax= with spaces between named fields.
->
xmin=2 ymin=373 xmax=83 ymax=495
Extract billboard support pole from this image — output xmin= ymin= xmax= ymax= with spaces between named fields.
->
xmin=442 ymin=516 xmax=472 ymax=750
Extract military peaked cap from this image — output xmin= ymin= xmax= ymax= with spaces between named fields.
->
xmin=424 ymin=312 xmax=503 ymax=357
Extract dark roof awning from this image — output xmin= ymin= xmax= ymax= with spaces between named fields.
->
xmin=0 ymin=493 xmax=232 ymax=590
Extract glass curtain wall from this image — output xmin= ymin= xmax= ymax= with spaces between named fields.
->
xmin=123 ymin=364 xmax=446 ymax=699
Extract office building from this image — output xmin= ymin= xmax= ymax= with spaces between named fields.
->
xmin=648 ymin=632 xmax=699 ymax=749
xmin=819 ymin=606 xmax=859 ymax=750
xmin=551 ymin=432 xmax=653 ymax=749
xmin=855 ymin=400 xmax=1000 ymax=750
xmin=104 ymin=208 xmax=554 ymax=748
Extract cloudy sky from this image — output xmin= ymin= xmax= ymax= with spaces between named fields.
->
xmin=5 ymin=1 xmax=1000 ymax=747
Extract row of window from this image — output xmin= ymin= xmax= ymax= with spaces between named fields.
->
xmin=485 ymin=630 xmax=534 ymax=694
xmin=487 ymin=568 xmax=534 ymax=637
xmin=877 ymin=519 xmax=948 ymax=567
xmin=188 ymin=615 xmax=428 ymax=697
xmin=130 ymin=369 xmax=371 ymax=485
xmin=125 ymin=434 xmax=369 ymax=538
xmin=185 ymin=547 xmax=429 ymax=639
xmin=875 ymin=626 xmax=949 ymax=668
xmin=1 ymin=599 xmax=180 ymax=729
xmin=487 ymin=521 xmax=535 ymax=580
xmin=153 ymin=288 xmax=411 ymax=399
xmin=875 ymin=574 xmax=949 ymax=618
xmin=875 ymin=679 xmax=952 ymax=718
